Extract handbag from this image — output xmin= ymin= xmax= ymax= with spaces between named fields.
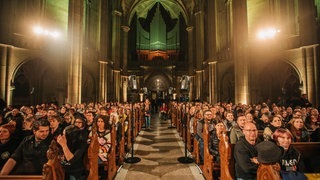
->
xmin=280 ymin=171 xmax=307 ymax=180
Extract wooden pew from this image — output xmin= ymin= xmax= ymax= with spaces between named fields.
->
xmin=192 ymin=118 xmax=200 ymax=164
xmin=256 ymin=142 xmax=320 ymax=179
xmin=87 ymin=120 xmax=118 ymax=180
xmin=187 ymin=114 xmax=193 ymax=152
xmin=257 ymin=163 xmax=281 ymax=180
xmin=291 ymin=142 xmax=320 ymax=173
xmin=117 ymin=115 xmax=126 ymax=165
xmin=0 ymin=176 xmax=43 ymax=180
xmin=219 ymin=133 xmax=235 ymax=180
xmin=202 ymin=119 xmax=215 ymax=180
xmin=42 ymin=140 xmax=65 ymax=180
xmin=87 ymin=124 xmax=99 ymax=180
xmin=107 ymin=121 xmax=118 ymax=179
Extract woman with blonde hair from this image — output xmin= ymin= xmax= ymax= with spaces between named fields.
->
xmin=286 ymin=117 xmax=309 ymax=142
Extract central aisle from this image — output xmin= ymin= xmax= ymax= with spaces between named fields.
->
xmin=115 ymin=113 xmax=204 ymax=180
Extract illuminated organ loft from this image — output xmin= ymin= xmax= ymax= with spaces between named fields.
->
xmin=136 ymin=2 xmax=180 ymax=61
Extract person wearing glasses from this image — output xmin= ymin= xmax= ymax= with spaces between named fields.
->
xmin=196 ymin=110 xmax=215 ymax=164
xmin=234 ymin=122 xmax=260 ymax=180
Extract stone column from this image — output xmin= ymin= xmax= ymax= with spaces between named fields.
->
xmin=0 ymin=45 xmax=7 ymax=100
xmin=305 ymin=45 xmax=319 ymax=106
xmin=232 ymin=0 xmax=249 ymax=104
xmin=122 ymin=26 xmax=130 ymax=75
xmin=99 ymin=61 xmax=108 ymax=103
xmin=195 ymin=70 xmax=203 ymax=100
xmin=186 ymin=26 xmax=194 ymax=75
xmin=194 ymin=10 xmax=205 ymax=101
xmin=112 ymin=10 xmax=122 ymax=102
xmin=67 ymin=0 xmax=84 ymax=104
xmin=186 ymin=26 xmax=194 ymax=100
xmin=122 ymin=76 xmax=128 ymax=102
xmin=6 ymin=46 xmax=14 ymax=105
xmin=208 ymin=61 xmax=217 ymax=104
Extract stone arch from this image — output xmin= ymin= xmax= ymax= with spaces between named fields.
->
xmin=11 ymin=57 xmax=56 ymax=106
xmin=256 ymin=60 xmax=301 ymax=105
xmin=127 ymin=0 xmax=189 ymax=25
xmin=144 ymin=72 xmax=171 ymax=92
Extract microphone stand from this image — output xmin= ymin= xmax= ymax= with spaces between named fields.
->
xmin=178 ymin=94 xmax=193 ymax=164
xmin=125 ymin=95 xmax=141 ymax=164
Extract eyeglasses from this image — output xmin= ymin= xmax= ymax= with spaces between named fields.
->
xmin=205 ymin=114 xmax=213 ymax=116
xmin=244 ymin=129 xmax=257 ymax=132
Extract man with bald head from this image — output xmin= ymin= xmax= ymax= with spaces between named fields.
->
xmin=234 ymin=122 xmax=260 ymax=180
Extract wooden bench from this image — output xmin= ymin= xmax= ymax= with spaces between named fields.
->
xmin=202 ymin=119 xmax=220 ymax=180
xmin=257 ymin=142 xmax=320 ymax=179
xmin=290 ymin=142 xmax=320 ymax=173
xmin=219 ymin=133 xmax=235 ymax=180
xmin=220 ymin=136 xmax=320 ymax=179
xmin=0 ymin=176 xmax=43 ymax=180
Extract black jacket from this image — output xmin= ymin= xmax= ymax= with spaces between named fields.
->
xmin=234 ymin=136 xmax=259 ymax=180
xmin=280 ymin=145 xmax=305 ymax=172
xmin=11 ymin=134 xmax=52 ymax=175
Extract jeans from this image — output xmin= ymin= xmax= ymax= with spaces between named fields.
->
xmin=145 ymin=116 xmax=151 ymax=128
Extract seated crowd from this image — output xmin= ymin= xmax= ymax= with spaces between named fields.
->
xmin=0 ymin=101 xmax=146 ymax=179
xmin=171 ymin=98 xmax=320 ymax=179
xmin=0 ymin=97 xmax=320 ymax=179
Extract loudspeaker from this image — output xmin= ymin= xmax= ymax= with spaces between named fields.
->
xmin=180 ymin=75 xmax=190 ymax=91
xmin=129 ymin=75 xmax=137 ymax=90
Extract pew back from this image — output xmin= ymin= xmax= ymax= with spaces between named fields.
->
xmin=291 ymin=142 xmax=320 ymax=173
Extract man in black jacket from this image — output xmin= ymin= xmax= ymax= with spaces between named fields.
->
xmin=0 ymin=119 xmax=52 ymax=175
xmin=234 ymin=122 xmax=260 ymax=180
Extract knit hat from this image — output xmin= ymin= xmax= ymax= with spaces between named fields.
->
xmin=256 ymin=141 xmax=284 ymax=164
xmin=1 ymin=123 xmax=16 ymax=135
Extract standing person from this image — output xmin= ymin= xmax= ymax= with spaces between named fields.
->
xmin=57 ymin=125 xmax=88 ymax=180
xmin=144 ymin=105 xmax=151 ymax=129
xmin=0 ymin=119 xmax=52 ymax=175
xmin=234 ymin=122 xmax=260 ymax=180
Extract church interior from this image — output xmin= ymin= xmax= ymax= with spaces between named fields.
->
xmin=0 ymin=0 xmax=319 ymax=108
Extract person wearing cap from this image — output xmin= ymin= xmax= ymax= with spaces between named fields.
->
xmin=0 ymin=124 xmax=20 ymax=169
xmin=234 ymin=122 xmax=260 ymax=180
xmin=255 ymin=140 xmax=283 ymax=179
xmin=256 ymin=140 xmax=283 ymax=164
